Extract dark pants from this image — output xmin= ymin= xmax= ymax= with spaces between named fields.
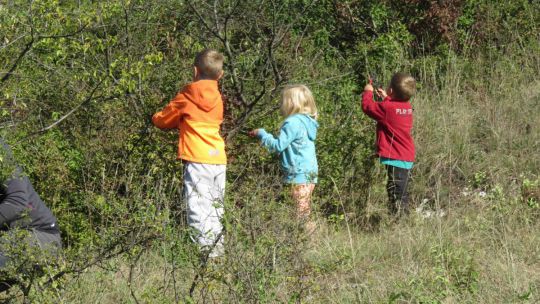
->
xmin=0 ymin=229 xmax=62 ymax=292
xmin=386 ymin=165 xmax=410 ymax=215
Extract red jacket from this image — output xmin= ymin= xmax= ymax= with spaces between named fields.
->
xmin=361 ymin=90 xmax=415 ymax=162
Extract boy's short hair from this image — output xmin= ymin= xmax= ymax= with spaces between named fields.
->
xmin=390 ymin=73 xmax=416 ymax=100
xmin=194 ymin=49 xmax=224 ymax=80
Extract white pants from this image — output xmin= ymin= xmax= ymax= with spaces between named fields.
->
xmin=184 ymin=162 xmax=226 ymax=248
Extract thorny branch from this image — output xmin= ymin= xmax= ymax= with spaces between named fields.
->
xmin=128 ymin=248 xmax=144 ymax=304
xmin=187 ymin=0 xmax=247 ymax=108
xmin=32 ymin=80 xmax=109 ymax=134
xmin=187 ymin=1 xmax=321 ymax=142
xmin=42 ymin=230 xmax=158 ymax=289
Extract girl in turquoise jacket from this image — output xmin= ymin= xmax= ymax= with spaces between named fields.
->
xmin=250 ymin=85 xmax=319 ymax=229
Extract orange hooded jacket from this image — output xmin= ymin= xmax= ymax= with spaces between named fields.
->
xmin=152 ymin=80 xmax=227 ymax=165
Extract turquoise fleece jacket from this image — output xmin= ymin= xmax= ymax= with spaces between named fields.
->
xmin=257 ymin=114 xmax=319 ymax=184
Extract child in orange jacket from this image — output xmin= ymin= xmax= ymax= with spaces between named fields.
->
xmin=153 ymin=49 xmax=226 ymax=257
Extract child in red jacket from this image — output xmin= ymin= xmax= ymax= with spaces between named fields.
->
xmin=361 ymin=73 xmax=416 ymax=216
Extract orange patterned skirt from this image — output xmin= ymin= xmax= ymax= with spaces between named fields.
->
xmin=291 ymin=183 xmax=315 ymax=219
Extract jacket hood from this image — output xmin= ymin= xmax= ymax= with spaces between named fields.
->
xmin=295 ymin=114 xmax=319 ymax=140
xmin=182 ymin=80 xmax=221 ymax=112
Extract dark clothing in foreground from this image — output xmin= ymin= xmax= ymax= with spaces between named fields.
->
xmin=0 ymin=169 xmax=59 ymax=234
xmin=0 ymin=140 xmax=61 ymax=291
xmin=386 ymin=165 xmax=410 ymax=215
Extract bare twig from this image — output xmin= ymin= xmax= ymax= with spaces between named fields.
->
xmin=188 ymin=231 xmax=224 ymax=298
xmin=0 ymin=37 xmax=34 ymax=84
xmin=128 ymin=249 xmax=144 ymax=304
xmin=188 ymin=0 xmax=318 ymax=143
xmin=187 ymin=0 xmax=248 ymax=107
xmin=32 ymin=80 xmax=106 ymax=134
xmin=43 ymin=231 xmax=158 ymax=287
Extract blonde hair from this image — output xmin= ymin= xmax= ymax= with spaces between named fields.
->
xmin=279 ymin=85 xmax=318 ymax=118
xmin=390 ymin=72 xmax=416 ymax=100
xmin=194 ymin=49 xmax=224 ymax=80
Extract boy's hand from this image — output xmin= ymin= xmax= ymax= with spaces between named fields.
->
xmin=376 ymin=88 xmax=387 ymax=99
xmin=248 ymin=129 xmax=259 ymax=137
xmin=364 ymin=83 xmax=374 ymax=92
xmin=364 ymin=75 xmax=376 ymax=91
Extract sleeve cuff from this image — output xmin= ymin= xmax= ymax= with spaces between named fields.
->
xmin=257 ymin=129 xmax=268 ymax=139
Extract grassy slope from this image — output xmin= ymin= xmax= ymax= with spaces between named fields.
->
xmin=49 ymin=203 xmax=540 ymax=303
xmin=4 ymin=45 xmax=539 ymax=304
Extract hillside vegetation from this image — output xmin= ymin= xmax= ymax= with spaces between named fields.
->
xmin=0 ymin=0 xmax=538 ymax=303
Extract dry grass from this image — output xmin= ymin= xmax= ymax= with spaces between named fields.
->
xmin=42 ymin=197 xmax=538 ymax=303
